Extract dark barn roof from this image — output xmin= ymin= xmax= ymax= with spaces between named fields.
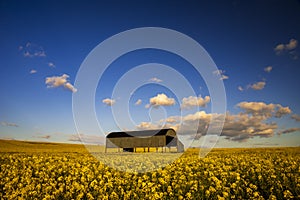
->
xmin=106 ymin=129 xmax=175 ymax=138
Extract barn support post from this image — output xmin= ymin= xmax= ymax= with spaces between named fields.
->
xmin=148 ymin=147 xmax=150 ymax=152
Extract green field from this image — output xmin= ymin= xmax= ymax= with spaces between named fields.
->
xmin=0 ymin=140 xmax=299 ymax=199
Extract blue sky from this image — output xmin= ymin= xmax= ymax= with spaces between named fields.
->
xmin=1 ymin=0 xmax=300 ymax=147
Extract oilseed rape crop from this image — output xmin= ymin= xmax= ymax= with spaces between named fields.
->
xmin=0 ymin=140 xmax=299 ymax=199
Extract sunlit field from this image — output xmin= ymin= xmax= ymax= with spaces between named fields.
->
xmin=0 ymin=140 xmax=299 ymax=199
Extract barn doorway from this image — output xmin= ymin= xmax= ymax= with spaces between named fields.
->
xmin=123 ymin=148 xmax=134 ymax=152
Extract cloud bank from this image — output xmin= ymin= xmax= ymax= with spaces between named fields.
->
xmin=136 ymin=101 xmax=294 ymax=142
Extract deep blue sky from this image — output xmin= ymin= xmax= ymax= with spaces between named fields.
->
xmin=1 ymin=0 xmax=300 ymax=147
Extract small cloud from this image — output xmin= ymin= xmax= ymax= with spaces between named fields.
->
xmin=20 ymin=42 xmax=46 ymax=58
xmin=264 ymin=66 xmax=273 ymax=73
xmin=46 ymin=74 xmax=69 ymax=87
xmin=48 ymin=62 xmax=55 ymax=68
xmin=286 ymin=39 xmax=298 ymax=50
xmin=213 ymin=69 xmax=229 ymax=80
xmin=274 ymin=44 xmax=285 ymax=55
xmin=289 ymin=51 xmax=299 ymax=60
xmin=274 ymin=38 xmax=298 ymax=55
xmin=135 ymin=99 xmax=142 ymax=105
xmin=249 ymin=81 xmax=266 ymax=90
xmin=45 ymin=74 xmax=77 ymax=93
xmin=30 ymin=69 xmax=37 ymax=74
xmin=34 ymin=51 xmax=46 ymax=57
xmin=24 ymin=51 xmax=33 ymax=58
xmin=149 ymin=77 xmax=163 ymax=83
xmin=102 ymin=98 xmax=115 ymax=106
xmin=181 ymin=95 xmax=210 ymax=109
xmin=68 ymin=134 xmax=104 ymax=144
xmin=35 ymin=135 xmax=51 ymax=139
xmin=278 ymin=127 xmax=300 ymax=135
xmin=1 ymin=121 xmax=18 ymax=127
xmin=149 ymin=93 xmax=175 ymax=107
xmin=238 ymin=86 xmax=244 ymax=91
xmin=291 ymin=114 xmax=300 ymax=122
xmin=42 ymin=135 xmax=51 ymax=139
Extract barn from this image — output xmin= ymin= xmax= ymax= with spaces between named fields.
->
xmin=105 ymin=129 xmax=184 ymax=153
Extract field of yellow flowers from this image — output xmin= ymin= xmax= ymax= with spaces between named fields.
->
xmin=0 ymin=140 xmax=299 ymax=199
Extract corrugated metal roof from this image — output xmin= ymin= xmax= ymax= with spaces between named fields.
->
xmin=106 ymin=129 xmax=175 ymax=138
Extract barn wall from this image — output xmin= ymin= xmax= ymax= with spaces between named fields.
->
xmin=106 ymin=136 xmax=167 ymax=148
xmin=166 ymin=137 xmax=178 ymax=147
xmin=177 ymin=140 xmax=185 ymax=152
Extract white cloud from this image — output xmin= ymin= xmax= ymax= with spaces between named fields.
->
xmin=69 ymin=134 xmax=105 ymax=144
xmin=136 ymin=122 xmax=161 ymax=130
xmin=160 ymin=116 xmax=179 ymax=124
xmin=24 ymin=51 xmax=33 ymax=57
xmin=275 ymin=105 xmax=292 ymax=118
xmin=286 ymin=39 xmax=298 ymax=50
xmin=45 ymin=74 xmax=77 ymax=93
xmin=30 ymin=69 xmax=37 ymax=74
xmin=264 ymin=66 xmax=273 ymax=73
xmin=35 ymin=135 xmax=51 ymax=139
xmin=291 ymin=114 xmax=300 ymax=122
xmin=1 ymin=121 xmax=18 ymax=127
xmin=149 ymin=93 xmax=175 ymax=107
xmin=149 ymin=77 xmax=163 ymax=83
xmin=48 ymin=62 xmax=55 ymax=68
xmin=238 ymin=101 xmax=276 ymax=118
xmin=274 ymin=44 xmax=285 ymax=55
xmin=135 ymin=101 xmax=294 ymax=143
xmin=213 ymin=69 xmax=229 ymax=80
xmin=64 ymin=82 xmax=78 ymax=93
xmin=238 ymin=102 xmax=291 ymax=119
xmin=135 ymin=99 xmax=142 ymax=105
xmin=238 ymin=86 xmax=244 ymax=91
xmin=274 ymin=38 xmax=298 ymax=55
xmin=102 ymin=98 xmax=115 ymax=106
xmin=46 ymin=74 xmax=68 ymax=87
xmin=249 ymin=81 xmax=266 ymax=90
xmin=182 ymin=111 xmax=212 ymax=122
xmin=278 ymin=127 xmax=300 ymax=135
xmin=20 ymin=42 xmax=46 ymax=58
xmin=181 ymin=96 xmax=210 ymax=109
